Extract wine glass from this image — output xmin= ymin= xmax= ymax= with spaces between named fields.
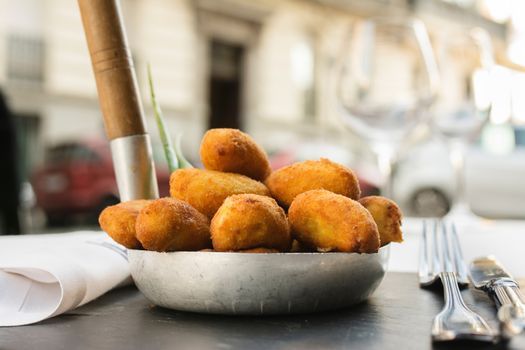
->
xmin=337 ymin=17 xmax=439 ymax=198
xmin=432 ymin=28 xmax=494 ymax=217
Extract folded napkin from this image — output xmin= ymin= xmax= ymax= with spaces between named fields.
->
xmin=0 ymin=232 xmax=131 ymax=326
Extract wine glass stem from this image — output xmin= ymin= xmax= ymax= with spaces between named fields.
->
xmin=448 ymin=140 xmax=468 ymax=211
xmin=376 ymin=150 xmax=394 ymax=199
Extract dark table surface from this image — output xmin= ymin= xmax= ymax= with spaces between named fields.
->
xmin=1 ymin=272 xmax=524 ymax=350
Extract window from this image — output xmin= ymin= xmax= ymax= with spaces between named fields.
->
xmin=290 ymin=36 xmax=316 ymax=121
xmin=7 ymin=34 xmax=45 ymax=85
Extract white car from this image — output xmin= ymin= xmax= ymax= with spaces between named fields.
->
xmin=393 ymin=141 xmax=454 ymax=217
xmin=393 ymin=127 xmax=525 ymax=219
xmin=466 ymin=147 xmax=525 ymax=218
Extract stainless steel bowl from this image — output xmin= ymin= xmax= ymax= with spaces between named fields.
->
xmin=128 ymin=246 xmax=389 ymax=315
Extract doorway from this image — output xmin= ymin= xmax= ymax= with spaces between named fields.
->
xmin=208 ymin=40 xmax=244 ymax=130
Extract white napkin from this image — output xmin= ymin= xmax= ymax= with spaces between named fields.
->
xmin=0 ymin=232 xmax=131 ymax=326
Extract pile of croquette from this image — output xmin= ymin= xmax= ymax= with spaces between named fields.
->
xmin=99 ymin=128 xmax=403 ymax=253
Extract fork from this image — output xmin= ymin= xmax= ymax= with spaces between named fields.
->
xmin=419 ymin=219 xmax=497 ymax=342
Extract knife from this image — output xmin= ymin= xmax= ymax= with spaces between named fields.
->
xmin=470 ymin=256 xmax=525 ymax=339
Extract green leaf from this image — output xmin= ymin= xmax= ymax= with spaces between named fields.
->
xmin=175 ymin=133 xmax=194 ymax=169
xmin=147 ymin=63 xmax=178 ymax=172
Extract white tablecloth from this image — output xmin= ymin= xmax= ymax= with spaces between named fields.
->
xmin=389 ymin=217 xmax=525 ymax=278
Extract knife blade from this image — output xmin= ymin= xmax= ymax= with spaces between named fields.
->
xmin=470 ymin=256 xmax=525 ymax=339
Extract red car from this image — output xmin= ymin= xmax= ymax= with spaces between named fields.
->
xmin=32 ymin=138 xmax=170 ymax=226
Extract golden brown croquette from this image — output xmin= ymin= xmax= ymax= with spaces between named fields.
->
xmin=265 ymin=158 xmax=361 ymax=208
xmin=99 ymin=199 xmax=151 ymax=249
xmin=170 ymin=168 xmax=270 ymax=219
xmin=359 ymin=196 xmax=403 ymax=246
xmin=211 ymin=194 xmax=291 ymax=252
xmin=135 ymin=197 xmax=211 ymax=252
xmin=200 ymin=128 xmax=272 ymax=181
xmin=288 ymin=190 xmax=380 ymax=253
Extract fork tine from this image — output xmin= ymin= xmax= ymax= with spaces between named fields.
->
xmin=419 ymin=220 xmax=429 ymax=282
xmin=431 ymin=219 xmax=496 ymax=342
xmin=431 ymin=219 xmax=441 ymax=276
xmin=440 ymin=221 xmax=453 ymax=273
xmin=450 ymin=222 xmax=469 ymax=285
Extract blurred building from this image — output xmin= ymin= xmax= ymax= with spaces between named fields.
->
xmin=0 ymin=0 xmax=507 ymax=182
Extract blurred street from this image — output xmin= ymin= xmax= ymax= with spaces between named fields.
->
xmin=0 ymin=0 xmax=524 ymax=233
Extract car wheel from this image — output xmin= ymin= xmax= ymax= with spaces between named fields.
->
xmin=410 ymin=188 xmax=450 ymax=217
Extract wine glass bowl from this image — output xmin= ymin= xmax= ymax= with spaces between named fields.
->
xmin=432 ymin=28 xmax=493 ymax=142
xmin=431 ymin=28 xmax=494 ymax=216
xmin=337 ymin=17 xmax=439 ymax=197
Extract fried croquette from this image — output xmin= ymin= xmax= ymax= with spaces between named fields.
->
xmin=211 ymin=194 xmax=291 ymax=252
xmin=199 ymin=248 xmax=279 ymax=253
xmin=265 ymin=158 xmax=361 ymax=208
xmin=135 ymin=197 xmax=211 ymax=252
xmin=99 ymin=199 xmax=151 ymax=249
xmin=359 ymin=196 xmax=403 ymax=246
xmin=200 ymin=129 xmax=272 ymax=181
xmin=237 ymin=248 xmax=280 ymax=253
xmin=288 ymin=190 xmax=380 ymax=253
xmin=290 ymin=239 xmax=312 ymax=252
xmin=170 ymin=168 xmax=271 ymax=219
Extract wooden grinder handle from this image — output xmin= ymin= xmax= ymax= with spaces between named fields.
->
xmin=78 ymin=0 xmax=146 ymax=140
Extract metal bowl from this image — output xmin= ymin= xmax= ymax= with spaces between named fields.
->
xmin=128 ymin=246 xmax=389 ymax=315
